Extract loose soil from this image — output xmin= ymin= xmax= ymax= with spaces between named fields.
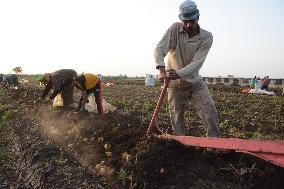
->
xmin=0 ymin=79 xmax=284 ymax=189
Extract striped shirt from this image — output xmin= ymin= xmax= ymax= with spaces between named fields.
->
xmin=155 ymin=22 xmax=213 ymax=87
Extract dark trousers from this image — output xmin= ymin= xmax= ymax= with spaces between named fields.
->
xmin=61 ymin=83 xmax=75 ymax=108
xmin=261 ymin=85 xmax=268 ymax=91
xmin=78 ymin=81 xmax=103 ymax=114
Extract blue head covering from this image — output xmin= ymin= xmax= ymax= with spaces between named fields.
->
xmin=178 ymin=0 xmax=200 ymax=21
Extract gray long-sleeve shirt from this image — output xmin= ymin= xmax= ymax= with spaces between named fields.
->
xmin=154 ymin=22 xmax=213 ymax=87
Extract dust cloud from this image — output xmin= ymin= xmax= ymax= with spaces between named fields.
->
xmin=36 ymin=105 xmax=102 ymax=169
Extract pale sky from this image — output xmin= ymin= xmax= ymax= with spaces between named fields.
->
xmin=0 ymin=0 xmax=284 ymax=78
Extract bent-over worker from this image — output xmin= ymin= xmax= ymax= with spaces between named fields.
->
xmin=73 ymin=73 xmax=103 ymax=115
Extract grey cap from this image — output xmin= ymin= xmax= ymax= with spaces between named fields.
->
xmin=178 ymin=0 xmax=200 ymax=21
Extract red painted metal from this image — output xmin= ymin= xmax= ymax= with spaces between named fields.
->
xmin=156 ymin=135 xmax=284 ymax=155
xmin=147 ymin=79 xmax=170 ymax=134
xmin=98 ymin=80 xmax=104 ymax=115
xmin=156 ymin=134 xmax=284 ymax=168
xmin=239 ymin=151 xmax=284 ymax=168
xmin=147 ymin=78 xmax=284 ymax=168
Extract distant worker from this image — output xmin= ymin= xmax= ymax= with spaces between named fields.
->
xmin=261 ymin=76 xmax=270 ymax=91
xmin=255 ymin=77 xmax=262 ymax=90
xmin=73 ymin=73 xmax=103 ymax=115
xmin=154 ymin=0 xmax=220 ymax=137
xmin=249 ymin=76 xmax=257 ymax=90
xmin=38 ymin=69 xmax=77 ymax=108
xmin=1 ymin=74 xmax=19 ymax=88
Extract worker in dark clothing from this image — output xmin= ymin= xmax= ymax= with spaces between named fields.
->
xmin=261 ymin=76 xmax=270 ymax=91
xmin=38 ymin=69 xmax=77 ymax=108
xmin=1 ymin=74 xmax=19 ymax=87
xmin=73 ymin=73 xmax=103 ymax=114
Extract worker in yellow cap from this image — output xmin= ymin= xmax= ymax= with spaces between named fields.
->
xmin=73 ymin=73 xmax=103 ymax=114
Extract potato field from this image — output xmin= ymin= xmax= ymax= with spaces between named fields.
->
xmin=0 ymin=76 xmax=284 ymax=189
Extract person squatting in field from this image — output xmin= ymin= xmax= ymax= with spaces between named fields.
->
xmin=38 ymin=69 xmax=77 ymax=108
xmin=73 ymin=73 xmax=103 ymax=115
xmin=0 ymin=74 xmax=19 ymax=88
xmin=154 ymin=0 xmax=220 ymax=137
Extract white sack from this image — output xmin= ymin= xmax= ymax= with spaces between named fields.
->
xmin=145 ymin=74 xmax=155 ymax=87
xmin=85 ymin=95 xmax=116 ymax=114
xmin=52 ymin=94 xmax=63 ymax=107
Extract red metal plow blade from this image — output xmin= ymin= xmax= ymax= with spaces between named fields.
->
xmin=156 ymin=134 xmax=284 ymax=168
xmin=147 ymin=79 xmax=284 ymax=168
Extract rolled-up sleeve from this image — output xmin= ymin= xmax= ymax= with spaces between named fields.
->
xmin=177 ymin=33 xmax=213 ymax=79
xmin=154 ymin=23 xmax=178 ymax=69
